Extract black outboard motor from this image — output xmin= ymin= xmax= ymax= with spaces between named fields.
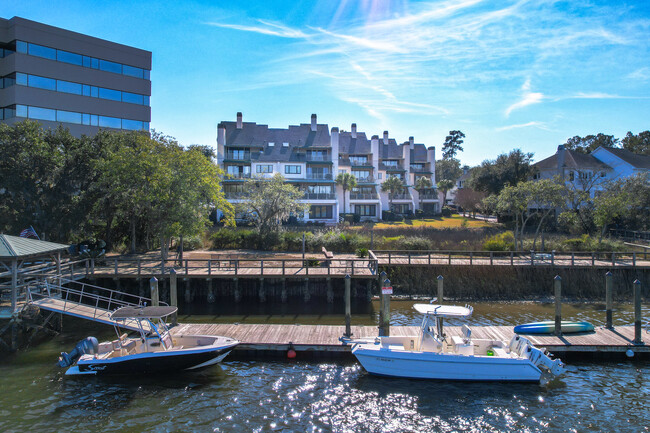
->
xmin=58 ymin=337 xmax=99 ymax=368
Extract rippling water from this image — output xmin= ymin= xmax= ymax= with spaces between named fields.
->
xmin=1 ymin=302 xmax=649 ymax=432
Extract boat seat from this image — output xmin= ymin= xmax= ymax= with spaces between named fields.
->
xmin=121 ymin=340 xmax=136 ymax=353
xmin=492 ymin=347 xmax=509 ymax=358
xmin=461 ymin=325 xmax=472 ymax=343
xmin=112 ymin=339 xmax=121 ymax=350
xmin=451 ymin=335 xmax=465 ymax=347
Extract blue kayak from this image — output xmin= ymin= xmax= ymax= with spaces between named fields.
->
xmin=514 ymin=321 xmax=595 ymax=335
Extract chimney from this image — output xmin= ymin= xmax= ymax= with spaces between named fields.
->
xmin=217 ymin=122 xmax=226 ymax=164
xmin=371 ymin=135 xmax=379 ymax=172
xmin=311 ymin=114 xmax=317 ymax=132
xmin=409 ymin=136 xmax=414 ymax=147
xmin=236 ymin=112 xmax=243 ymax=129
xmin=383 ymin=131 xmax=389 ymax=145
xmin=331 ymin=127 xmax=340 ymax=176
xmin=557 ymin=144 xmax=566 ymax=179
xmin=351 ymin=123 xmax=357 ymax=138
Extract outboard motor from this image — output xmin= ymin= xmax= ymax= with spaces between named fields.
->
xmin=58 ymin=337 xmax=99 ymax=368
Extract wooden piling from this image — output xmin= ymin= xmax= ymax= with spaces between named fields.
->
xmin=437 ymin=275 xmax=444 ymax=303
xmin=281 ymin=278 xmax=287 ymax=303
xmin=378 ymin=271 xmax=387 ymax=333
xmin=554 ymin=275 xmax=562 ymax=336
xmin=170 ymin=269 xmax=178 ymax=325
xmin=150 ymin=277 xmax=159 ymax=307
xmin=380 ymin=278 xmax=391 ymax=337
xmin=344 ymin=275 xmax=351 ymax=338
xmin=303 ymin=278 xmax=310 ymax=302
xmin=633 ymin=279 xmax=643 ymax=345
xmin=234 ymin=278 xmax=241 ymax=303
xmin=184 ymin=279 xmax=191 ymax=303
xmin=326 ymin=278 xmax=333 ymax=304
xmin=207 ymin=278 xmax=215 ymax=303
xmin=605 ymin=271 xmax=613 ymax=329
xmin=259 ymin=278 xmax=266 ymax=303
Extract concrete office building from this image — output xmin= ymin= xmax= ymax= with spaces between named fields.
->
xmin=217 ymin=113 xmax=439 ymax=224
xmin=0 ymin=16 xmax=151 ymax=136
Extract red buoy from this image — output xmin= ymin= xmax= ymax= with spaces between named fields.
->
xmin=287 ymin=342 xmax=296 ymax=359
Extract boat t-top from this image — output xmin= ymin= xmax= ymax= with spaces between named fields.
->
xmin=350 ymin=303 xmax=564 ymax=382
xmin=58 ymin=305 xmax=239 ymax=376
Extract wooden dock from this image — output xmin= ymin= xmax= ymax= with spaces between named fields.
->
xmin=171 ymin=323 xmax=649 ymax=359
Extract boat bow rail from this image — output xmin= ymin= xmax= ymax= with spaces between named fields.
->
xmin=26 ymin=277 xmax=163 ymax=332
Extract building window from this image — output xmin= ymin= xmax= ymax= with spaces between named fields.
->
xmin=309 ymin=205 xmax=332 ymax=219
xmin=382 ymin=160 xmax=399 ymax=167
xmin=569 ymin=171 xmax=575 ymax=181
xmin=285 ymin=165 xmax=301 ymax=174
xmin=378 ymin=173 xmax=382 ymax=179
xmin=392 ymin=204 xmax=410 ymax=214
xmin=268 ymin=142 xmax=274 ymax=147
xmin=350 ymin=155 xmax=368 ymax=165
xmin=283 ymin=142 xmax=289 ymax=147
xmin=257 ymin=165 xmax=273 ymax=173
xmin=601 ymin=172 xmax=606 ymax=177
xmin=354 ymin=205 xmax=376 ymax=217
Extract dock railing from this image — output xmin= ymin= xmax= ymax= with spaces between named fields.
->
xmin=370 ymin=250 xmax=648 ymax=267
xmin=89 ymin=256 xmax=379 ymax=278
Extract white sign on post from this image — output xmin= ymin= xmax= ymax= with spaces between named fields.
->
xmin=381 ymin=286 xmax=393 ymax=295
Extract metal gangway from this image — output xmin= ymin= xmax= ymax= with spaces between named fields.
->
xmin=26 ymin=277 xmax=161 ymax=332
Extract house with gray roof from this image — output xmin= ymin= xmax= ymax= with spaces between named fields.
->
xmin=217 ymin=113 xmax=438 ymax=223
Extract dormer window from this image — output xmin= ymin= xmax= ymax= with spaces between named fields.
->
xmin=283 ymin=142 xmax=289 ymax=147
xmin=268 ymin=142 xmax=274 ymax=147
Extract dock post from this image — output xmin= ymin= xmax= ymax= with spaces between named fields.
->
xmin=170 ymin=269 xmax=178 ymax=325
xmin=380 ymin=278 xmax=391 ymax=336
xmin=139 ymin=278 xmax=144 ymax=298
xmin=344 ymin=275 xmax=352 ymax=338
xmin=303 ymin=278 xmax=310 ymax=302
xmin=150 ymin=277 xmax=159 ymax=307
xmin=184 ymin=279 xmax=192 ymax=303
xmin=366 ymin=279 xmax=372 ymax=302
xmin=378 ymin=271 xmax=387 ymax=332
xmin=326 ymin=278 xmax=333 ymax=304
xmin=605 ymin=271 xmax=613 ymax=329
xmin=633 ymin=279 xmax=643 ymax=345
xmin=259 ymin=278 xmax=266 ymax=303
xmin=437 ymin=275 xmax=444 ymax=304
xmin=233 ymin=278 xmax=241 ymax=303
xmin=554 ymin=275 xmax=562 ymax=336
xmin=207 ymin=278 xmax=215 ymax=303
xmin=281 ymin=278 xmax=287 ymax=303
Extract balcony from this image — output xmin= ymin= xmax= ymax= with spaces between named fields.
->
xmin=410 ymin=166 xmax=432 ymax=173
xmin=303 ymin=193 xmax=336 ymax=200
xmin=355 ymin=176 xmax=375 ymax=183
xmin=225 ymin=192 xmax=247 ymax=199
xmin=225 ymin=151 xmax=251 ymax=161
xmin=306 ymin=154 xmax=331 ymax=162
xmin=419 ymin=193 xmax=439 ymax=200
xmin=306 ymin=173 xmax=333 ymax=180
xmin=350 ymin=193 xmax=378 ymax=200
xmin=226 ymin=172 xmax=251 ymax=179
xmin=379 ymin=163 xmax=404 ymax=171
xmin=390 ymin=192 xmax=412 ymax=200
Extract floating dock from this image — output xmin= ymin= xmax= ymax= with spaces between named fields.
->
xmin=171 ymin=323 xmax=649 ymax=359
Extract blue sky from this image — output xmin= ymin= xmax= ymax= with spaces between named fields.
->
xmin=6 ymin=0 xmax=650 ymax=165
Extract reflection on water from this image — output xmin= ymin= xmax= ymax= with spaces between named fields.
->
xmin=1 ymin=302 xmax=649 ymax=432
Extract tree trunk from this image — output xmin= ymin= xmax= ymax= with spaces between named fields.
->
xmin=130 ymin=217 xmax=136 ymax=254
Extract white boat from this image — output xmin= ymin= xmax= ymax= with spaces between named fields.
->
xmin=58 ymin=306 xmax=239 ymax=376
xmin=350 ymin=304 xmax=564 ymax=382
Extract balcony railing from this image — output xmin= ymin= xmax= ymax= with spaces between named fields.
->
xmin=350 ymin=193 xmax=378 ymax=200
xmin=379 ymin=162 xmax=404 ymax=170
xmin=306 ymin=155 xmax=330 ymax=162
xmin=306 ymin=173 xmax=333 ymax=180
xmin=419 ymin=193 xmax=439 ymax=200
xmin=350 ymin=158 xmax=371 ymax=166
xmin=303 ymin=193 xmax=336 ymax=200
xmin=410 ymin=166 xmax=430 ymax=173
xmin=390 ymin=193 xmax=412 ymax=200
xmin=225 ymin=192 xmax=247 ymax=199
xmin=225 ymin=152 xmax=251 ymax=161
xmin=355 ymin=176 xmax=375 ymax=183
xmin=226 ymin=172 xmax=251 ymax=179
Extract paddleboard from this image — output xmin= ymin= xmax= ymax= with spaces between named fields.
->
xmin=514 ymin=321 xmax=594 ymax=335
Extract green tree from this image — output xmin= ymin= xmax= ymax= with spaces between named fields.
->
xmin=437 ymin=179 xmax=455 ymax=206
xmin=239 ymin=173 xmax=307 ymax=234
xmin=435 ymin=158 xmax=462 ymax=183
xmin=621 ymin=131 xmax=650 ymax=155
xmin=564 ymin=134 xmax=619 ymax=154
xmin=469 ymin=149 xmax=535 ymax=195
xmin=594 ymin=173 xmax=650 ymax=241
xmin=442 ymin=130 xmax=465 ymax=160
xmin=414 ymin=176 xmax=433 ymax=213
xmin=335 ymin=172 xmax=357 ymax=214
xmin=381 ymin=175 xmax=405 ymax=212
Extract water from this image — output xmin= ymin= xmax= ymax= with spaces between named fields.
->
xmin=1 ymin=302 xmax=649 ymax=432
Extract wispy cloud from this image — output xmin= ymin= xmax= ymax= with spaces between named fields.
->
xmin=505 ymin=79 xmax=545 ymax=117
xmin=205 ymin=19 xmax=308 ymax=38
xmin=496 ymin=121 xmax=548 ymax=131
xmin=627 ymin=67 xmax=650 ymax=81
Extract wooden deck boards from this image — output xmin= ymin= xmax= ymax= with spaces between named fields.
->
xmin=171 ymin=323 xmax=648 ymax=355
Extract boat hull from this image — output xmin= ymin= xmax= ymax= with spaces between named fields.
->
xmin=70 ymin=342 xmax=237 ymax=376
xmin=514 ymin=321 xmax=594 ymax=335
xmin=352 ymin=345 xmax=542 ymax=382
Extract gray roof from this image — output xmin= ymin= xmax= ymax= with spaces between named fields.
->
xmin=600 ymin=147 xmax=650 ymax=169
xmin=410 ymin=143 xmax=428 ymax=162
xmin=534 ymin=149 xmax=611 ymax=171
xmin=380 ymin=139 xmax=404 ymax=159
xmin=0 ymin=235 xmax=69 ymax=258
xmin=339 ymin=131 xmax=371 ymax=154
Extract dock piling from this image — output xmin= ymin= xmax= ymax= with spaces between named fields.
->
xmin=303 ymin=278 xmax=310 ymax=302
xmin=380 ymin=278 xmax=391 ymax=337
xmin=207 ymin=278 xmax=215 ymax=303
xmin=281 ymin=278 xmax=287 ymax=303
xmin=150 ymin=277 xmax=159 ymax=307
xmin=170 ymin=269 xmax=178 ymax=325
xmin=233 ymin=278 xmax=241 ymax=303
xmin=326 ymin=278 xmax=333 ymax=304
xmin=437 ymin=275 xmax=444 ymax=304
xmin=605 ymin=271 xmax=613 ymax=329
xmin=344 ymin=275 xmax=351 ymax=338
xmin=554 ymin=275 xmax=562 ymax=336
xmin=259 ymin=278 xmax=266 ymax=303
xmin=633 ymin=279 xmax=643 ymax=345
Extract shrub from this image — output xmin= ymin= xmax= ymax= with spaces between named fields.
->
xmin=210 ymin=229 xmax=241 ymax=249
xmin=356 ymin=247 xmax=369 ymax=258
xmin=382 ymin=211 xmax=404 ymax=222
xmin=282 ymin=231 xmax=305 ymax=251
xmin=483 ymin=232 xmax=515 ymax=251
xmin=441 ymin=206 xmax=453 ymax=217
xmin=304 ymin=258 xmax=321 ymax=267
xmin=395 ymin=236 xmax=431 ymax=250
xmin=181 ymin=235 xmax=203 ymax=251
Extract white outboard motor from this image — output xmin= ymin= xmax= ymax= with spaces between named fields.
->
xmin=58 ymin=337 xmax=99 ymax=368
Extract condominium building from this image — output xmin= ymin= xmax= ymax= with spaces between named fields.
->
xmin=0 ymin=16 xmax=151 ymax=136
xmin=217 ymin=113 xmax=439 ymax=224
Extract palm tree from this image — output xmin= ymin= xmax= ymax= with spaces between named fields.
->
xmin=437 ymin=179 xmax=454 ymax=207
xmin=336 ymin=172 xmax=357 ymax=214
xmin=414 ymin=176 xmax=433 ymax=214
xmin=381 ymin=175 xmax=405 ymax=213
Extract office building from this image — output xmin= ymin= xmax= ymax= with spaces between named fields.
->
xmin=0 ymin=16 xmax=151 ymax=136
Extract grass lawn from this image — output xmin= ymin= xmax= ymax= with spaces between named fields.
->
xmin=372 ymin=215 xmax=493 ymax=229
